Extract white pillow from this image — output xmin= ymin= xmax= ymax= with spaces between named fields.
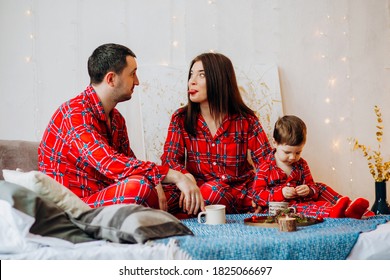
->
xmin=2 ymin=169 xmax=91 ymax=218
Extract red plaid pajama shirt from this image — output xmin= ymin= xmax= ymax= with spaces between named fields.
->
xmin=38 ymin=85 xmax=168 ymax=208
xmin=161 ymin=108 xmax=272 ymax=214
xmin=252 ymin=150 xmax=341 ymax=217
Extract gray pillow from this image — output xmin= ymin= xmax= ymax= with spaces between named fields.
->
xmin=70 ymin=204 xmax=193 ymax=244
xmin=0 ymin=180 xmax=94 ymax=243
xmin=0 ymin=140 xmax=39 ymax=180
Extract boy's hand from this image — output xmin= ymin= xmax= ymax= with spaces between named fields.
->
xmin=295 ymin=185 xmax=310 ymax=197
xmin=282 ymin=186 xmax=297 ymax=199
xmin=251 ymin=200 xmax=263 ymax=213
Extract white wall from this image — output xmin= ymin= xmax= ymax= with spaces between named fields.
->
xmin=0 ymin=0 xmax=389 ymax=205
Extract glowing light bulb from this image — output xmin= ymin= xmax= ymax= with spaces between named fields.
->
xmin=333 ymin=140 xmax=340 ymax=149
xmin=325 ymin=98 xmax=331 ymax=103
xmin=25 ymin=56 xmax=32 ymax=63
xmin=324 ymin=118 xmax=331 ymax=124
xmin=328 ymin=78 xmax=336 ymax=87
xmin=26 ymin=9 xmax=32 ymax=15
xmin=172 ymin=40 xmax=179 ymax=47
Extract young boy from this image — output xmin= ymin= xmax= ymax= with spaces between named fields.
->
xmin=251 ymin=115 xmax=369 ymax=219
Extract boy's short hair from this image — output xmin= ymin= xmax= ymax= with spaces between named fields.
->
xmin=273 ymin=115 xmax=307 ymax=146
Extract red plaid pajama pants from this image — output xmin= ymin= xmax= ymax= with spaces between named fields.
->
xmin=82 ymin=175 xmax=159 ymax=209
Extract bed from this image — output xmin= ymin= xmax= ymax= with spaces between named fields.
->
xmin=1 ymin=139 xmax=390 ymax=260
xmin=1 ymin=191 xmax=390 ymax=260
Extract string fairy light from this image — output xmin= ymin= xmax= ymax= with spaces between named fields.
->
xmin=172 ymin=40 xmax=179 ymax=48
xmin=207 ymin=0 xmax=218 ymax=53
xmin=314 ymin=3 xmax=354 ymax=193
xmin=328 ymin=77 xmax=336 ymax=87
xmin=25 ymin=1 xmax=41 ymax=140
xmin=168 ymin=0 xmax=187 ymax=66
xmin=340 ymin=13 xmax=354 ymax=190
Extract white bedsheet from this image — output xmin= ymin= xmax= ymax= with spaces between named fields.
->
xmin=0 ymin=200 xmax=190 ymax=260
xmin=347 ymin=220 xmax=390 ymax=260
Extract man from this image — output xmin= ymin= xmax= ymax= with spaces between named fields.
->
xmin=38 ymin=43 xmax=204 ymax=215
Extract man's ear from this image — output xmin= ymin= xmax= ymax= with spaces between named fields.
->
xmin=105 ymin=72 xmax=116 ymax=87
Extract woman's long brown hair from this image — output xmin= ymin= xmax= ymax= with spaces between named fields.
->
xmin=184 ymin=52 xmax=255 ymax=136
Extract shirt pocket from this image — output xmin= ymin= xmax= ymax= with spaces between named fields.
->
xmin=219 ymin=135 xmax=248 ymax=165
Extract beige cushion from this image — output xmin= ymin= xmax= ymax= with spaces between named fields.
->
xmin=0 ymin=180 xmax=94 ymax=244
xmin=2 ymin=170 xmax=91 ymax=218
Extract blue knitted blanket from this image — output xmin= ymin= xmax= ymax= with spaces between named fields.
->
xmin=166 ymin=214 xmax=390 ymax=260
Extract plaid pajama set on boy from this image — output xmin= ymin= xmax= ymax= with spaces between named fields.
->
xmin=38 ymin=85 xmax=168 ymax=208
xmin=252 ymin=151 xmax=339 ymax=217
xmin=161 ymin=108 xmax=272 ymax=214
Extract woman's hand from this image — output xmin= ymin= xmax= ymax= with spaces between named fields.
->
xmin=155 ymin=183 xmax=168 ymax=211
xmin=163 ymin=169 xmax=205 ymax=215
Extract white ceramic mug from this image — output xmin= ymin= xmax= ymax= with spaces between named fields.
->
xmin=268 ymin=201 xmax=296 ymax=216
xmin=197 ymin=204 xmax=226 ymax=225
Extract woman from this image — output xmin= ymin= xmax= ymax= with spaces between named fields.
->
xmin=160 ymin=52 xmax=272 ymax=214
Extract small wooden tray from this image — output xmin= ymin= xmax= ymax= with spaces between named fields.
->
xmin=244 ymin=216 xmax=322 ymax=227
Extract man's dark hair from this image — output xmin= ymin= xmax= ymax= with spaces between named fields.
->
xmin=87 ymin=43 xmax=136 ymax=84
